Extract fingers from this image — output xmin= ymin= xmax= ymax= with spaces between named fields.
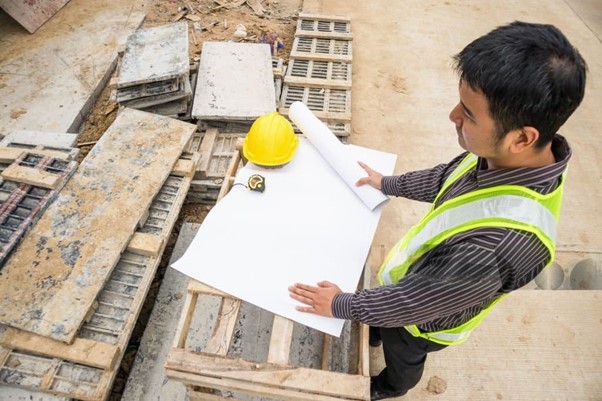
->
xmin=288 ymin=283 xmax=316 ymax=305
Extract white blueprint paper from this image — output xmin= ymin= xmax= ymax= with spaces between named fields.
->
xmin=289 ymin=101 xmax=390 ymax=211
xmin=171 ymin=138 xmax=396 ymax=336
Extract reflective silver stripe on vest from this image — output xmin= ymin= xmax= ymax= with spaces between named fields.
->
xmin=381 ymin=195 xmax=557 ymax=285
xmin=424 ymin=330 xmax=472 ymax=342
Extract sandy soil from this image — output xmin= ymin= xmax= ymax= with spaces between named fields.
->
xmin=70 ymin=1 xmax=303 ymax=398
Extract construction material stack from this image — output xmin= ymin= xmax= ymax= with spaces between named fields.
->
xmin=0 ymin=131 xmax=79 ymax=267
xmin=279 ymin=13 xmax=353 ymax=141
xmin=186 ymin=41 xmax=277 ymax=204
xmin=114 ymin=22 xmax=194 ymax=119
xmin=0 ymin=108 xmax=200 ymax=401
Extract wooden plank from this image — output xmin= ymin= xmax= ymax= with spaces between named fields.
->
xmin=172 ymin=159 xmax=196 ymax=177
xmin=283 ymin=75 xmax=351 ymax=89
xmin=0 ymin=344 xmax=10 ymax=366
xmin=295 ymin=31 xmax=354 ymax=40
xmin=39 ymin=358 xmax=61 ymax=390
xmin=165 ymin=349 xmax=370 ymax=401
xmin=290 ymin=51 xmax=352 ymax=63
xmin=126 ymin=232 xmax=164 ymax=257
xmin=0 ymin=0 xmax=71 ymax=33
xmin=297 ymin=12 xmax=351 ymax=23
xmin=1 ymin=164 xmax=61 ymax=189
xmin=266 ymin=316 xmax=294 ymax=364
xmin=187 ymin=279 xmax=232 ymax=298
xmin=0 ymin=148 xmax=25 ymax=164
xmin=279 ymin=107 xmax=351 ymax=122
xmin=0 ymin=108 xmax=196 ymax=343
xmin=189 ymin=390 xmax=245 ymax=401
xmin=195 ymin=128 xmax=219 ymax=179
xmin=204 ymin=298 xmax=241 ymax=355
xmin=358 ymin=245 xmax=384 ymax=377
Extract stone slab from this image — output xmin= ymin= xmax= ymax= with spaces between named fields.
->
xmin=192 ymin=42 xmax=276 ymax=121
xmin=0 ymin=0 xmax=70 ymax=33
xmin=0 ymin=130 xmax=77 ymax=148
xmin=0 ymin=108 xmax=196 ymax=343
xmin=118 ymin=22 xmax=189 ymax=88
xmin=0 ymin=1 xmax=145 ymax=133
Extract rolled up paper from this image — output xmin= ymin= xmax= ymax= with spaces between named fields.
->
xmin=288 ymin=101 xmax=389 ymax=211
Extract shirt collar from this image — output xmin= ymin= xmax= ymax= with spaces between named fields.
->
xmin=475 ymin=134 xmax=572 ymax=188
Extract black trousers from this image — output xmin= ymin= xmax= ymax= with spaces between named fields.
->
xmin=371 ymin=326 xmax=448 ymax=394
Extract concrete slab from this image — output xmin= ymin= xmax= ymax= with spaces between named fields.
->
xmin=0 ymin=1 xmax=145 ymax=134
xmin=118 ymin=22 xmax=189 ymax=87
xmin=0 ymin=0 xmax=70 ymax=33
xmin=0 ymin=130 xmax=77 ymax=148
xmin=192 ymin=42 xmax=276 ymax=121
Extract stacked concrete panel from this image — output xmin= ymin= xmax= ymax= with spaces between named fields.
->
xmin=115 ymin=23 xmax=194 ymax=119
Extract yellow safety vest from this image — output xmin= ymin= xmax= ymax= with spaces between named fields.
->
xmin=378 ymin=153 xmax=565 ymax=345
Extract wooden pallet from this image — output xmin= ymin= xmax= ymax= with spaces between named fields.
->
xmin=0 ymin=145 xmax=202 ymax=400
xmin=290 ymin=36 xmax=353 ymax=63
xmin=166 ymin=145 xmax=373 ymax=401
xmin=186 ymin=129 xmax=245 ymax=204
xmin=285 ymin=58 xmax=352 ymax=89
xmin=0 ymin=152 xmax=78 ymax=267
xmin=296 ymin=12 xmax=353 ymax=40
xmin=280 ymin=13 xmax=353 ymax=139
xmin=280 ymin=86 xmax=352 ymax=122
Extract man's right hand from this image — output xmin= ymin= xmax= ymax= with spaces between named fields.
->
xmin=356 ymin=161 xmax=384 ymax=190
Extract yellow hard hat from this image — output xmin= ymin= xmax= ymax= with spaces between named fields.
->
xmin=243 ymin=112 xmax=298 ymax=167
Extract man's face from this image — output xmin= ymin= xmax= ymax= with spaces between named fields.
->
xmin=449 ymin=80 xmax=501 ymax=158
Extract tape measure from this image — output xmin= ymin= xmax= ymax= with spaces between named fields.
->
xmin=247 ymin=174 xmax=265 ymax=192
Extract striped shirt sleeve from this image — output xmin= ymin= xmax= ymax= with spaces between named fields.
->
xmin=380 ymin=153 xmax=467 ymax=202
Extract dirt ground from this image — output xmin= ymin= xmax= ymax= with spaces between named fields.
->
xmin=70 ymin=0 xmax=302 ymax=398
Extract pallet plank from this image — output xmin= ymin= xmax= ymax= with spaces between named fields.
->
xmin=126 ymin=232 xmax=164 ymax=257
xmin=165 ymin=349 xmax=370 ymax=401
xmin=0 ymin=327 xmax=120 ymax=370
xmin=1 ymin=164 xmax=61 ymax=189
xmin=196 ymin=128 xmax=219 ymax=179
xmin=0 ymin=108 xmax=196 ymax=343
xmin=266 ymin=316 xmax=294 ymax=364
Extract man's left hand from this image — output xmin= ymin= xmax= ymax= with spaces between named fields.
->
xmin=288 ymin=281 xmax=342 ymax=317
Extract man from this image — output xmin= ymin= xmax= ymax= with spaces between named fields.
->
xmin=288 ymin=21 xmax=587 ymax=400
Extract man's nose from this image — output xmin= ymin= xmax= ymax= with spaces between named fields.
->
xmin=449 ymin=103 xmax=462 ymax=125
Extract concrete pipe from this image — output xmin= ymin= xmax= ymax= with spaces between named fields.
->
xmin=569 ymin=258 xmax=602 ymax=290
xmin=534 ymin=262 xmax=565 ymax=290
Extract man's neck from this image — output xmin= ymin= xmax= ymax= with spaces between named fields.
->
xmin=485 ymin=144 xmax=556 ymax=170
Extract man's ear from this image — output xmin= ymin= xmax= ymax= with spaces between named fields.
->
xmin=508 ymin=126 xmax=540 ymax=153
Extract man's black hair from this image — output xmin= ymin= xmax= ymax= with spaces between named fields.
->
xmin=454 ymin=21 xmax=587 ymax=148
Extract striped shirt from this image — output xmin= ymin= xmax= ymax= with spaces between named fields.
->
xmin=332 ymin=135 xmax=571 ymax=332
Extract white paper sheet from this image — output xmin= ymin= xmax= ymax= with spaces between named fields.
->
xmin=289 ymin=101 xmax=390 ymax=211
xmin=171 ymin=133 xmax=396 ymax=337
